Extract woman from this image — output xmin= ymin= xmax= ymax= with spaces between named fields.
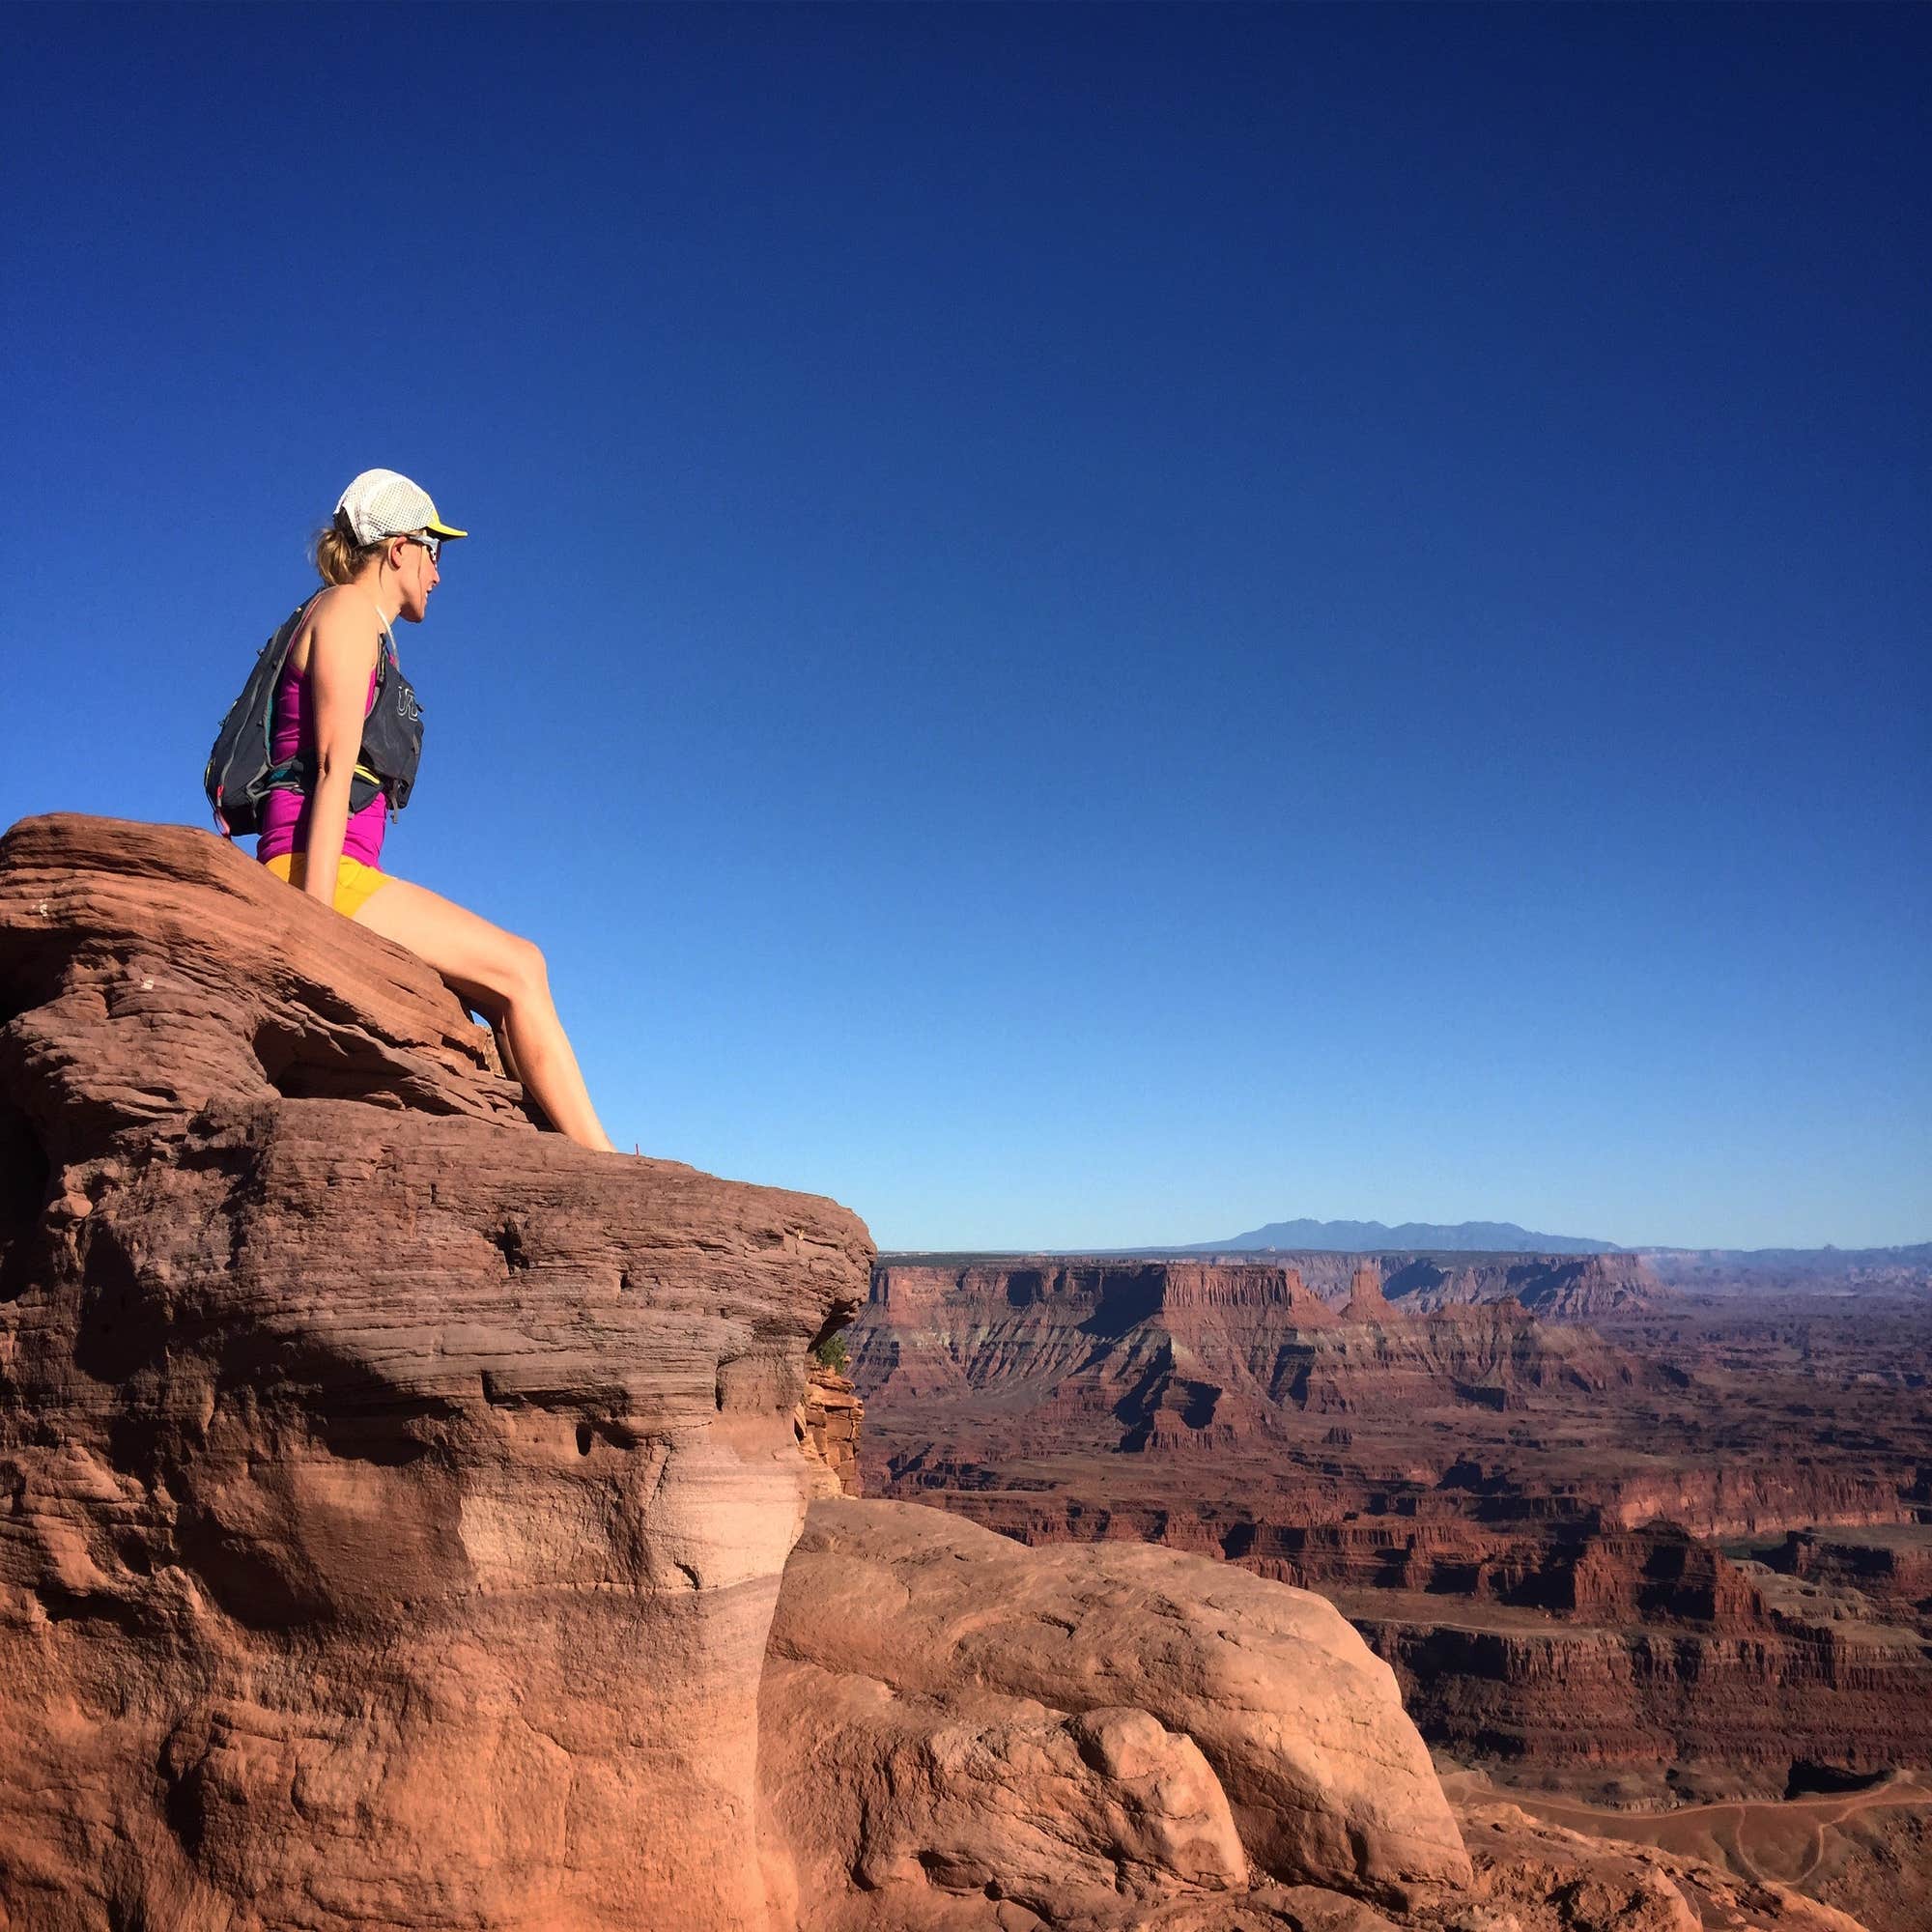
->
xmin=258 ymin=468 xmax=617 ymax=1152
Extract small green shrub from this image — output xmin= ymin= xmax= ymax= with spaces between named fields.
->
xmin=812 ymin=1332 xmax=850 ymax=1375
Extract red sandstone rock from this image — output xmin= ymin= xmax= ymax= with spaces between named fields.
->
xmin=797 ymin=1365 xmax=865 ymax=1497
xmin=1342 ymin=1264 xmax=1393 ymax=1321
xmin=762 ymin=1497 xmax=1474 ymax=1908
xmin=854 ymin=1260 xmax=1661 ymax=1468
xmin=758 ymin=1502 xmax=1879 ymax=1930
xmin=1356 ymin=1605 xmax=1932 ymax=1790
xmin=0 ymin=815 xmax=875 ymax=1929
xmin=1380 ymin=1252 xmax=1665 ymax=1320
xmin=1122 ymin=1250 xmax=1667 ymax=1318
xmin=1772 ymin=1527 xmax=1932 ymax=1616
xmin=760 ymin=1667 xmax=1249 ymax=1928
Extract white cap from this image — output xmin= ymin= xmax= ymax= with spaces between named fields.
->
xmin=334 ymin=469 xmax=468 ymax=546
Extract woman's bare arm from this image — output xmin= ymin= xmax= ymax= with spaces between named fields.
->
xmin=299 ymin=594 xmax=381 ymax=909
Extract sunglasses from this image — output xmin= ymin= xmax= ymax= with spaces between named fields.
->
xmin=404 ymin=532 xmax=442 ymax=564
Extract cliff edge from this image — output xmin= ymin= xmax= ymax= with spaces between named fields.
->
xmin=0 ymin=814 xmax=874 ymax=1929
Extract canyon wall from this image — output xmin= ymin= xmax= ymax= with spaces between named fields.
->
xmin=1042 ymin=1249 xmax=1667 ymax=1317
xmin=1358 ymin=1611 xmax=1932 ymax=1782
xmin=849 ymin=1255 xmax=1932 ymax=1801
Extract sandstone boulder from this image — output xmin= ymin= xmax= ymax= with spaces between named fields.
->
xmin=0 ymin=815 xmax=874 ymax=1930
xmin=760 ymin=1663 xmax=1248 ymax=1930
xmin=762 ymin=1496 xmax=1474 ymax=1918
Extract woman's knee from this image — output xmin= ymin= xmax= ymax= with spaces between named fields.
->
xmin=493 ymin=930 xmax=550 ymax=1007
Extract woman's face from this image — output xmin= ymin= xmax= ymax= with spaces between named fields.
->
xmin=393 ymin=533 xmax=440 ymax=624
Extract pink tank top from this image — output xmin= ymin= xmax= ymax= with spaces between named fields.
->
xmin=255 ymin=618 xmax=392 ymax=868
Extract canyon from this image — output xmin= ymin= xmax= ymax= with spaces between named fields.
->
xmin=848 ymin=1253 xmax=1932 ymax=1924
xmin=0 ymin=812 xmax=1910 ymax=1931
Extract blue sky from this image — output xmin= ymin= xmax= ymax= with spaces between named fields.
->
xmin=4 ymin=4 xmax=1926 ymax=1250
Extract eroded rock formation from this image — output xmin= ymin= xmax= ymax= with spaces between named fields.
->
xmin=0 ymin=815 xmax=875 ymax=1929
xmin=1378 ymin=1251 xmax=1663 ymax=1319
xmin=1137 ymin=1249 xmax=1667 ymax=1318
xmin=1341 ymin=1262 xmax=1392 ymax=1321
xmin=796 ymin=1364 xmax=864 ymax=1497
xmin=762 ymin=1497 xmax=1472 ymax=1921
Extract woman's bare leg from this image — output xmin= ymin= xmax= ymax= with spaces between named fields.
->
xmin=489 ymin=1014 xmax=526 ymax=1094
xmin=352 ymin=878 xmax=619 ymax=1152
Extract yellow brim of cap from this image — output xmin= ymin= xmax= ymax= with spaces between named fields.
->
xmin=425 ymin=519 xmax=468 ymax=538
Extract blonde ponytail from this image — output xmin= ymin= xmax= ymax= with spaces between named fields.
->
xmin=310 ymin=511 xmax=388 ymax=586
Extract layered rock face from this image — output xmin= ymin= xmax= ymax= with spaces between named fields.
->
xmin=859 ymin=1260 xmax=1651 ymax=1434
xmin=0 ymin=816 xmax=875 ymax=1929
xmin=796 ymin=1365 xmax=864 ymax=1497
xmin=859 ymin=1261 xmax=1671 ymax=1494
xmin=1359 ymin=1609 xmax=1932 ymax=1786
xmin=1164 ymin=1249 xmax=1666 ymax=1318
xmin=1769 ymin=1527 xmax=1932 ymax=1617
xmin=1378 ymin=1251 xmax=1662 ymax=1319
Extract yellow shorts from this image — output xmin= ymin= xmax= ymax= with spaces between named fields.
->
xmin=264 ymin=852 xmax=394 ymax=919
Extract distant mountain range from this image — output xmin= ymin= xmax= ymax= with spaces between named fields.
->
xmin=1185 ymin=1218 xmax=1621 ymax=1256
xmin=888 ymin=1229 xmax=1928 ymax=1272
